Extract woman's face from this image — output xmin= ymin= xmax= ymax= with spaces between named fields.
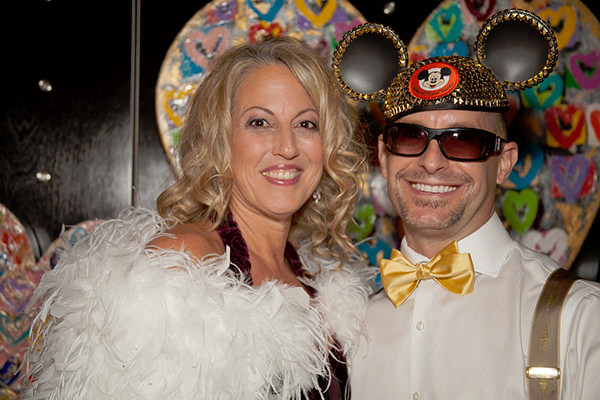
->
xmin=229 ymin=64 xmax=324 ymax=221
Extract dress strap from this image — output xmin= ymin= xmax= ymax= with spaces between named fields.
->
xmin=216 ymin=212 xmax=309 ymax=288
xmin=216 ymin=212 xmax=253 ymax=283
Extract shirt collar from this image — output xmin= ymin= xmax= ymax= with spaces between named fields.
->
xmin=400 ymin=213 xmax=514 ymax=278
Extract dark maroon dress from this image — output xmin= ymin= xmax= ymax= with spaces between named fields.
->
xmin=217 ymin=214 xmax=347 ymax=399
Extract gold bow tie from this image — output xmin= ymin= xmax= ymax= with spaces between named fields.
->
xmin=380 ymin=241 xmax=475 ymax=307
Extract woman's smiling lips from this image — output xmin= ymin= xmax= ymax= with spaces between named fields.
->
xmin=261 ymin=164 xmax=303 ymax=185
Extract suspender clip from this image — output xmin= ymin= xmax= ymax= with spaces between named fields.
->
xmin=526 ymin=367 xmax=561 ymax=380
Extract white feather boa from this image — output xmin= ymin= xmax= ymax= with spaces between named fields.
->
xmin=21 ymin=208 xmax=372 ymax=400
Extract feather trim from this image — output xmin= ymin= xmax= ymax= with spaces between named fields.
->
xmin=21 ymin=208 xmax=369 ymax=400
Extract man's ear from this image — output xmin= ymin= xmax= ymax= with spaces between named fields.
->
xmin=378 ymin=134 xmax=389 ymax=178
xmin=496 ymin=141 xmax=518 ymax=185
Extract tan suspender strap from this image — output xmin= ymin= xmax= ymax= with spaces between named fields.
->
xmin=527 ymin=268 xmax=579 ymax=400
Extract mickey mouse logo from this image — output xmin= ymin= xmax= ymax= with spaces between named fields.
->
xmin=409 ymin=62 xmax=459 ymax=100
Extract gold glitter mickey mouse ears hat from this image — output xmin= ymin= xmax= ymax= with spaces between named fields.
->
xmin=332 ymin=9 xmax=559 ymax=121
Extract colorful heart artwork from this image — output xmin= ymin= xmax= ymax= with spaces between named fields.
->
xmin=522 ymin=227 xmax=569 ymax=266
xmin=155 ymin=0 xmax=366 ymax=171
xmin=357 ymin=238 xmax=392 ymax=270
xmin=430 ymin=40 xmax=469 ymax=57
xmin=349 ymin=203 xmax=377 ymax=242
xmin=502 ymin=189 xmax=539 ymax=235
xmin=461 ymin=0 xmax=496 ymax=21
xmin=0 ymin=203 xmax=101 ymax=395
xmin=510 ymin=0 xmax=549 ymax=13
xmin=506 ymin=142 xmax=544 ymax=190
xmin=545 ymin=104 xmax=586 ymax=149
xmin=182 ymin=27 xmax=231 ymax=73
xmin=246 ymin=0 xmax=285 ymax=22
xmin=521 ymin=73 xmax=563 ymax=111
xmin=394 ymin=0 xmax=600 ymax=271
xmin=295 ymin=0 xmax=338 ymax=28
xmin=425 ymin=3 xmax=463 ymax=44
xmin=567 ymin=50 xmax=600 ymax=91
xmin=549 ymin=154 xmax=592 ymax=203
xmin=537 ymin=5 xmax=578 ymax=50
xmin=369 ymin=171 xmax=397 ymax=217
xmin=249 ymin=21 xmax=285 ymax=42
xmin=586 ymin=103 xmax=600 ymax=147
xmin=162 ymin=84 xmax=197 ymax=132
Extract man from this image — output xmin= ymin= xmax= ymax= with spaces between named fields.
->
xmin=333 ymin=11 xmax=600 ymax=400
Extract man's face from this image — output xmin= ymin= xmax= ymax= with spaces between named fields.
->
xmin=378 ymin=109 xmax=518 ymax=241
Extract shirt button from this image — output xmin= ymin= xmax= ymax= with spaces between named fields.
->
xmin=416 ymin=321 xmax=425 ymax=331
xmin=413 ymin=392 xmax=420 ymax=400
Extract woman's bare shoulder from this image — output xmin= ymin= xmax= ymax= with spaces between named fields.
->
xmin=147 ymin=221 xmax=224 ymax=259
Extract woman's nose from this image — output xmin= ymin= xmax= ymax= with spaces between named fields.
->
xmin=274 ymin=127 xmax=299 ymax=159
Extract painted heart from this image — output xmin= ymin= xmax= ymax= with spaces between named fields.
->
xmin=333 ymin=18 xmax=362 ymax=42
xmin=511 ymin=0 xmax=548 ymax=12
xmin=463 ymin=0 xmax=496 ymax=21
xmin=349 ymin=203 xmax=376 ymax=241
xmin=0 ymin=312 xmax=30 ymax=347
xmin=551 ymin=156 xmax=596 ymax=200
xmin=586 ymin=103 xmax=600 ymax=146
xmin=537 ymin=5 xmax=578 ymax=50
xmin=357 ymin=238 xmax=392 ymax=268
xmin=568 ymin=51 xmax=600 ymax=91
xmin=0 ymin=277 xmax=34 ymax=314
xmin=1 ymin=230 xmax=30 ymax=267
xmin=545 ymin=104 xmax=586 ymax=149
xmin=246 ymin=0 xmax=285 ymax=22
xmin=163 ymin=84 xmax=196 ymax=130
xmin=426 ymin=3 xmax=463 ymax=43
xmin=0 ymin=356 xmax=22 ymax=387
xmin=549 ymin=154 xmax=591 ymax=203
xmin=248 ymin=21 xmax=284 ymax=42
xmin=521 ymin=73 xmax=563 ymax=111
xmin=182 ymin=27 xmax=231 ymax=72
xmin=507 ymin=142 xmax=544 ymax=190
xmin=213 ymin=0 xmax=238 ymax=21
xmin=295 ymin=0 xmax=338 ymax=29
xmin=579 ymin=161 xmax=597 ymax=198
xmin=431 ymin=40 xmax=469 ymax=58
xmin=522 ymin=228 xmax=569 ymax=266
xmin=370 ymin=172 xmax=397 ymax=217
xmin=502 ymin=188 xmax=539 ymax=235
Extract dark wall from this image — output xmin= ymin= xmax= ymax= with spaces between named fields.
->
xmin=2 ymin=0 xmax=599 ymax=278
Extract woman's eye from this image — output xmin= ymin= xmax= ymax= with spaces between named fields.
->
xmin=248 ymin=118 xmax=268 ymax=128
xmin=298 ymin=120 xmax=318 ymax=130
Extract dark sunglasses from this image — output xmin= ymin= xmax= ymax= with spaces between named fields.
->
xmin=383 ymin=123 xmax=506 ymax=162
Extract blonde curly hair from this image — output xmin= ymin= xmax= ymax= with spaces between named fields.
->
xmin=157 ymin=37 xmax=368 ymax=261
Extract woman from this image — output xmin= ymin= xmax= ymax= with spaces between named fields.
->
xmin=23 ymin=38 xmax=371 ymax=399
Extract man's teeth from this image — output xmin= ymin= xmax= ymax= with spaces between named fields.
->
xmin=412 ymin=183 xmax=457 ymax=193
xmin=262 ymin=170 xmax=300 ymax=180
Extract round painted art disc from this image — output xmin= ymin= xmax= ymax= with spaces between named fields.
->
xmin=0 ymin=204 xmax=39 ymax=393
xmin=407 ymin=0 xmax=600 ymax=268
xmin=155 ymin=0 xmax=366 ymax=173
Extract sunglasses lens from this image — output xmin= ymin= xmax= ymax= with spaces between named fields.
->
xmin=385 ymin=124 xmax=496 ymax=161
xmin=386 ymin=125 xmax=428 ymax=156
xmin=439 ymin=130 xmax=487 ymax=160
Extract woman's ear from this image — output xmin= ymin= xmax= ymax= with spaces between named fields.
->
xmin=496 ymin=141 xmax=519 ymax=185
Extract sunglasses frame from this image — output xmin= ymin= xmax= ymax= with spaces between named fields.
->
xmin=383 ymin=122 xmax=506 ymax=162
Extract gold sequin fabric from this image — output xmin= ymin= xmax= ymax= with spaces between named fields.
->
xmin=383 ymin=56 xmax=509 ymax=121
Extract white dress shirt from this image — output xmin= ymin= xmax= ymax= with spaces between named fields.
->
xmin=350 ymin=214 xmax=600 ymax=399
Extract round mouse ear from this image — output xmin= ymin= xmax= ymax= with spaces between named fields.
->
xmin=332 ymin=23 xmax=408 ymax=102
xmin=475 ymin=9 xmax=558 ymax=91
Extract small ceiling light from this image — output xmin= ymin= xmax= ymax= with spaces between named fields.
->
xmin=35 ymin=172 xmax=52 ymax=182
xmin=383 ymin=2 xmax=396 ymax=15
xmin=38 ymin=79 xmax=53 ymax=92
